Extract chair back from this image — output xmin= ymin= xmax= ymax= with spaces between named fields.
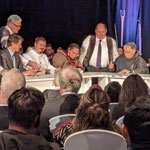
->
xmin=116 ymin=116 xmax=124 ymax=128
xmin=64 ymin=129 xmax=127 ymax=150
xmin=109 ymin=102 xmax=118 ymax=122
xmin=49 ymin=114 xmax=76 ymax=134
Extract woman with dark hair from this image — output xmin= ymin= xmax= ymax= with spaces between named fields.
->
xmin=112 ymin=74 xmax=149 ymax=121
xmin=54 ymin=85 xmax=119 ymax=147
xmin=104 ymin=81 xmax=121 ymax=103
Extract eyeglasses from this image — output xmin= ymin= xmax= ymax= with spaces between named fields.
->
xmin=71 ymin=50 xmax=79 ymax=56
xmin=13 ymin=23 xmax=22 ymax=28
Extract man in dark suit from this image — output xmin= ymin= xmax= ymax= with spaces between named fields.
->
xmin=38 ymin=66 xmax=82 ymax=141
xmin=0 ymin=68 xmax=26 ymax=130
xmin=0 ymin=34 xmax=34 ymax=76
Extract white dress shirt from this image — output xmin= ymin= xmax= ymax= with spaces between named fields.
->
xmin=80 ymin=35 xmax=119 ymax=68
xmin=23 ymin=47 xmax=56 ymax=74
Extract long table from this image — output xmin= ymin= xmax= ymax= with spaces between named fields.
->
xmin=25 ymin=72 xmax=150 ymax=93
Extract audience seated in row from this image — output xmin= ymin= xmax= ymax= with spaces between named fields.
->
xmin=0 ymin=87 xmax=59 ymax=150
xmin=112 ymin=74 xmax=149 ymax=121
xmin=38 ymin=66 xmax=82 ymax=141
xmin=54 ymin=84 xmax=120 ymax=147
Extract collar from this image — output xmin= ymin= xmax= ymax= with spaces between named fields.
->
xmin=6 ymin=25 xmax=13 ymax=34
xmin=8 ymin=48 xmax=15 ymax=57
xmin=96 ymin=36 xmax=106 ymax=42
xmin=61 ymin=92 xmax=77 ymax=96
xmin=0 ymin=104 xmax=8 ymax=106
xmin=57 ymin=48 xmax=72 ymax=60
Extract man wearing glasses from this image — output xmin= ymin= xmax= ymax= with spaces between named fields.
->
xmin=0 ymin=14 xmax=22 ymax=49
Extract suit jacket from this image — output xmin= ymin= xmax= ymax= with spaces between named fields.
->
xmin=0 ymin=49 xmax=25 ymax=72
xmin=43 ymin=89 xmax=60 ymax=102
xmin=38 ymin=93 xmax=79 ymax=141
xmin=0 ymin=106 xmax=9 ymax=130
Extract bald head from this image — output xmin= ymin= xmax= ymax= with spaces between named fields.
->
xmin=95 ymin=23 xmax=107 ymax=40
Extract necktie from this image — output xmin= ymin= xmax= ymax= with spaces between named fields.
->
xmin=96 ymin=40 xmax=101 ymax=69
xmin=12 ymin=55 xmax=16 ymax=68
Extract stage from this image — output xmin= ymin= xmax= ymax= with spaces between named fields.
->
xmin=25 ymin=72 xmax=150 ymax=93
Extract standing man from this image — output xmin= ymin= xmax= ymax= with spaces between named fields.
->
xmin=0 ymin=34 xmax=34 ymax=76
xmin=0 ymin=14 xmax=22 ymax=48
xmin=80 ymin=23 xmax=118 ymax=72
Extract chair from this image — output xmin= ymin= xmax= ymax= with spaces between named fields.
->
xmin=116 ymin=116 xmax=124 ymax=128
xmin=64 ymin=129 xmax=127 ymax=150
xmin=109 ymin=102 xmax=118 ymax=122
xmin=49 ymin=114 xmax=76 ymax=134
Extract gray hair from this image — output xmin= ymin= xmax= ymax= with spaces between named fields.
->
xmin=7 ymin=14 xmax=22 ymax=24
xmin=59 ymin=66 xmax=82 ymax=93
xmin=1 ymin=68 xmax=26 ymax=100
xmin=124 ymin=42 xmax=136 ymax=50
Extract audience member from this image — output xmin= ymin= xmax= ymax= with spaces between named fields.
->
xmin=111 ymin=42 xmax=149 ymax=74
xmin=0 ymin=68 xmax=26 ymax=130
xmin=43 ymin=69 xmax=61 ymax=102
xmin=112 ymin=74 xmax=149 ymax=121
xmin=104 ymin=81 xmax=121 ymax=103
xmin=23 ymin=36 xmax=56 ymax=74
xmin=53 ymin=43 xmax=82 ymax=71
xmin=38 ymin=66 xmax=82 ymax=141
xmin=0 ymin=34 xmax=35 ymax=76
xmin=44 ymin=44 xmax=54 ymax=64
xmin=54 ymin=85 xmax=120 ymax=147
xmin=0 ymin=87 xmax=59 ymax=150
xmin=0 ymin=14 xmax=39 ymax=70
xmin=122 ymin=96 xmax=150 ymax=149
xmin=79 ymin=23 xmax=118 ymax=72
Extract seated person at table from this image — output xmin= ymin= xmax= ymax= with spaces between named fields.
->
xmin=23 ymin=37 xmax=56 ymax=74
xmin=52 ymin=43 xmax=82 ymax=71
xmin=0 ymin=34 xmax=35 ymax=76
xmin=44 ymin=44 xmax=55 ymax=64
xmin=0 ymin=87 xmax=59 ymax=150
xmin=110 ymin=42 xmax=148 ymax=74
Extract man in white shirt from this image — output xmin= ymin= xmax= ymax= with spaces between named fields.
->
xmin=23 ymin=37 xmax=56 ymax=74
xmin=79 ymin=23 xmax=118 ymax=72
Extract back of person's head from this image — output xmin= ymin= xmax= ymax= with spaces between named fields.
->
xmin=1 ymin=68 xmax=26 ymax=100
xmin=80 ymin=84 xmax=109 ymax=110
xmin=72 ymin=86 xmax=110 ymax=132
xmin=59 ymin=66 xmax=82 ymax=93
xmin=104 ymin=81 xmax=121 ymax=103
xmin=123 ymin=95 xmax=150 ymax=144
xmin=7 ymin=33 xmax=24 ymax=47
xmin=119 ymin=74 xmax=149 ymax=103
xmin=54 ymin=70 xmax=60 ymax=87
xmin=8 ymin=87 xmax=45 ymax=129
xmin=7 ymin=14 xmax=22 ymax=24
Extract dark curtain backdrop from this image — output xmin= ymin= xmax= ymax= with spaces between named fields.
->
xmin=142 ymin=0 xmax=150 ymax=62
xmin=0 ymin=0 xmax=111 ymax=51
